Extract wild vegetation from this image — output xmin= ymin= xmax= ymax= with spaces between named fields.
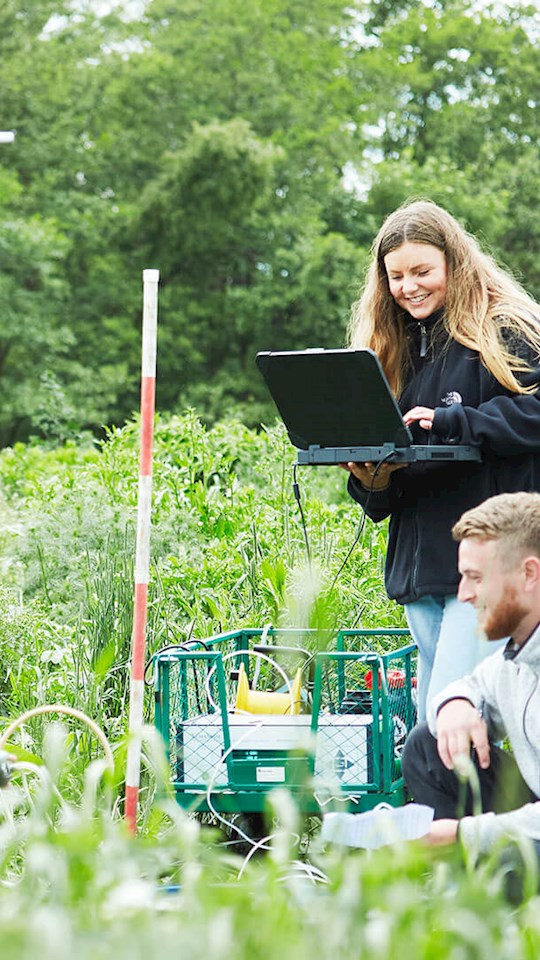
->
xmin=0 ymin=413 xmax=399 ymax=728
xmin=1 ymin=416 xmax=540 ymax=957
xmin=2 ymin=0 xmax=540 ymax=953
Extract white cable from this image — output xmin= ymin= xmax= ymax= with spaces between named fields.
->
xmin=237 ymin=831 xmax=281 ymax=878
xmin=293 ymin=860 xmax=328 ymax=882
xmin=279 ymin=860 xmax=329 ymax=885
xmin=201 ymin=647 xmax=350 ymax=853
xmin=202 ymin=704 xmax=311 ymax=877
xmin=204 ymin=714 xmax=300 ymax=855
xmin=189 ymin=646 xmax=327 ymax=871
xmin=204 ymin=719 xmax=271 ymax=848
xmin=0 ymin=704 xmax=114 ymax=771
xmin=314 ymin=790 xmax=359 ymax=807
xmin=204 ymin=649 xmax=294 ymax=713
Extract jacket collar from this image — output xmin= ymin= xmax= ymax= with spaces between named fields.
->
xmin=504 ymin=621 xmax=540 ymax=667
xmin=404 ymin=307 xmax=445 ymax=330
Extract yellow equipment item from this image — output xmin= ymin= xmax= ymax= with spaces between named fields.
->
xmin=234 ymin=663 xmax=303 ymax=715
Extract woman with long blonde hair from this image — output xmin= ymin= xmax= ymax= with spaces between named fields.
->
xmin=343 ymin=198 xmax=540 ymax=720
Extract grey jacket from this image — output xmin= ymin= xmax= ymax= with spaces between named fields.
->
xmin=428 ymin=624 xmax=540 ymax=855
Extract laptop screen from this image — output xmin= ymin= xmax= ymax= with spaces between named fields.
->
xmin=256 ymin=349 xmax=413 ymax=450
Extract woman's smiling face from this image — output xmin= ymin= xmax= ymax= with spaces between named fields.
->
xmin=384 ymin=241 xmax=447 ymax=319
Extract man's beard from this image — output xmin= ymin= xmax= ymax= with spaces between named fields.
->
xmin=479 ymin=586 xmax=528 ymax=641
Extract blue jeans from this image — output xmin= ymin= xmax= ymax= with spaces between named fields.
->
xmin=405 ymin=595 xmax=506 ymax=722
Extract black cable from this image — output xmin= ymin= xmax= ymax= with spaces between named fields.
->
xmin=292 ymin=461 xmax=312 ymax=568
xmin=144 ymin=639 xmax=210 ymax=684
xmin=292 ymin=450 xmax=398 ymax=599
xmin=365 ymin=448 xmax=398 ymax=485
xmin=326 ymin=507 xmax=368 ymax=597
xmin=326 ymin=448 xmax=397 ymax=595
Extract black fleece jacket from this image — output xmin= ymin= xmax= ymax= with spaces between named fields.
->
xmin=347 ymin=318 xmax=540 ymax=604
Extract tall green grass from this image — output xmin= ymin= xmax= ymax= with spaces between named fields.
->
xmin=5 ymin=413 xmax=534 ymax=959
xmin=0 ymin=721 xmax=538 ymax=960
xmin=0 ymin=412 xmax=401 ymax=731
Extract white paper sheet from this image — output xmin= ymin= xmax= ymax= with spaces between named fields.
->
xmin=320 ymin=803 xmax=434 ymax=849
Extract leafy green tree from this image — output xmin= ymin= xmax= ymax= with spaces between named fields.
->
xmin=352 ymin=0 xmax=540 ymax=294
xmin=1 ymin=0 xmax=540 ymax=441
xmin=357 ymin=1 xmax=540 ymax=166
xmin=132 ymin=116 xmax=365 ymax=419
xmin=0 ymin=0 xmax=142 ymax=439
xmin=91 ymin=0 xmax=372 ymax=421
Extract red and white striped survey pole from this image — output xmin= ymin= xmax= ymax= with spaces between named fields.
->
xmin=125 ymin=268 xmax=160 ymax=835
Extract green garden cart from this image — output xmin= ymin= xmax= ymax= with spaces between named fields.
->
xmin=153 ymin=627 xmax=417 ymax=824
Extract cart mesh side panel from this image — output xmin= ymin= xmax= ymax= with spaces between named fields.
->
xmin=154 ymin=629 xmax=417 ymax=812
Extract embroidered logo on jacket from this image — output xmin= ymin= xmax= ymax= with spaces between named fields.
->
xmin=441 ymin=391 xmax=463 ymax=406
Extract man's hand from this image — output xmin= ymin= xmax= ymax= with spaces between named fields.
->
xmin=423 ymin=819 xmax=459 ymax=846
xmin=436 ymin=698 xmax=490 ymax=771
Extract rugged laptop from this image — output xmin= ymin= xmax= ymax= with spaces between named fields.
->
xmin=256 ymin=348 xmax=481 ymax=465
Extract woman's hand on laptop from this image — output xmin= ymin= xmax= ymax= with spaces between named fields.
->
xmin=403 ymin=406 xmax=435 ymax=430
xmin=339 ymin=461 xmax=406 ymax=491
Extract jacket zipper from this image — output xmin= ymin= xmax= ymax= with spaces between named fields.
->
xmin=419 ymin=323 xmax=428 ymax=358
xmin=411 ymin=324 xmax=427 ymax=593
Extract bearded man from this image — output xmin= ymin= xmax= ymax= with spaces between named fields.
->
xmin=402 ymin=491 xmax=540 ymax=860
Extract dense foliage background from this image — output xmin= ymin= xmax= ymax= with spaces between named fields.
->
xmin=1 ymin=0 xmax=539 ymax=445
